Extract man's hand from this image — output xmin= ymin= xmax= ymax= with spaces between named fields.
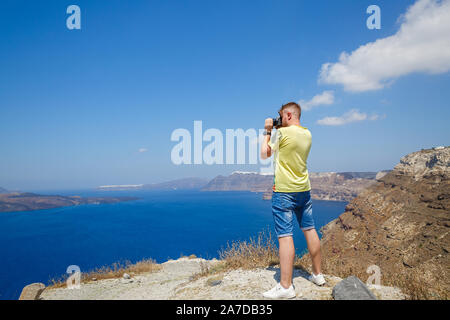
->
xmin=265 ymin=118 xmax=273 ymax=132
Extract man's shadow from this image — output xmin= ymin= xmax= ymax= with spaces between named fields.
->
xmin=266 ymin=264 xmax=311 ymax=283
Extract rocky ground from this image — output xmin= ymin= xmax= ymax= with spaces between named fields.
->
xmin=40 ymin=257 xmax=405 ymax=300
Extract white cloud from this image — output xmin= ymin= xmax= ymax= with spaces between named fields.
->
xmin=319 ymin=0 xmax=450 ymax=92
xmin=138 ymin=148 xmax=148 ymax=153
xmin=317 ymin=109 xmax=383 ymax=126
xmin=299 ymin=91 xmax=335 ymax=111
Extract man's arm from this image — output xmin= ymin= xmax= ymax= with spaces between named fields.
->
xmin=260 ymin=118 xmax=273 ymax=160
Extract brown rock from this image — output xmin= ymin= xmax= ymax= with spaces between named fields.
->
xmin=19 ymin=283 xmax=46 ymax=300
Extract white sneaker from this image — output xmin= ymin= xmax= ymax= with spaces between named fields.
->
xmin=308 ymin=273 xmax=326 ymax=286
xmin=262 ymin=283 xmax=296 ymax=299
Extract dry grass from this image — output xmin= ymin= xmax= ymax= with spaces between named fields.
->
xmin=293 ymin=255 xmax=311 ymax=273
xmin=218 ymin=229 xmax=279 ymax=271
xmin=386 ymin=268 xmax=449 ymax=300
xmin=189 ymin=260 xmax=213 ymax=282
xmin=189 ymin=229 xmax=280 ymax=282
xmin=48 ymin=258 xmax=161 ymax=289
xmin=179 ymin=253 xmax=198 ymax=259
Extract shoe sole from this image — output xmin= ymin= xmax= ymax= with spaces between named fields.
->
xmin=263 ymin=292 xmax=297 ymax=299
xmin=309 ymin=277 xmax=326 ymax=286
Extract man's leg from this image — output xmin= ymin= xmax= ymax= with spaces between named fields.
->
xmin=263 ymin=233 xmax=297 ymax=299
xmin=278 ymin=236 xmax=295 ymax=289
xmin=302 ymin=228 xmax=321 ymax=275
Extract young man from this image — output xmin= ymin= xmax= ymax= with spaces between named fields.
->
xmin=260 ymin=102 xmax=325 ymax=299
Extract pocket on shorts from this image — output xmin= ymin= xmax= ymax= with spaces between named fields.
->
xmin=271 ymin=192 xmax=295 ymax=236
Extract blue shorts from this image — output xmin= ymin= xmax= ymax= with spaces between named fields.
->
xmin=271 ymin=190 xmax=315 ymax=238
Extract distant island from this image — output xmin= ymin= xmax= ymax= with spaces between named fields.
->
xmin=202 ymin=171 xmax=274 ymax=193
xmin=0 ymin=187 xmax=10 ymax=194
xmin=97 ymin=177 xmax=209 ymax=191
xmin=0 ymin=192 xmax=138 ymax=213
xmin=94 ymin=171 xmax=392 ymax=202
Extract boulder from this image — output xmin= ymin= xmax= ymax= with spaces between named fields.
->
xmin=375 ymin=171 xmax=389 ymax=181
xmin=332 ymin=276 xmax=377 ymax=300
xmin=19 ymin=283 xmax=46 ymax=300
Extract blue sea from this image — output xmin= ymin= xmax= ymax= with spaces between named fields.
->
xmin=0 ymin=190 xmax=347 ymax=300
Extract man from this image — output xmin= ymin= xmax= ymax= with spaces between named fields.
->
xmin=261 ymin=102 xmax=325 ymax=299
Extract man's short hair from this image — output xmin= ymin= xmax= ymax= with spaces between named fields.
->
xmin=280 ymin=102 xmax=301 ymax=119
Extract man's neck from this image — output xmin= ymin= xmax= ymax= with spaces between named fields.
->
xmin=285 ymin=120 xmax=301 ymax=127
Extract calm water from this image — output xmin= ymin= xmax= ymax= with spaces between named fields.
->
xmin=0 ymin=190 xmax=347 ymax=300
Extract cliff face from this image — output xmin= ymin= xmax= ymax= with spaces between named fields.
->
xmin=203 ymin=171 xmax=383 ymax=202
xmin=202 ymin=172 xmax=274 ymax=192
xmin=308 ymin=172 xmax=383 ymax=202
xmin=301 ymin=147 xmax=450 ymax=298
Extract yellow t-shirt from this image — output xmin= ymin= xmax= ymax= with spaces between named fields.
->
xmin=268 ymin=125 xmax=312 ymax=192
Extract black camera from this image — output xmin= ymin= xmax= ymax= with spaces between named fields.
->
xmin=272 ymin=116 xmax=282 ymax=128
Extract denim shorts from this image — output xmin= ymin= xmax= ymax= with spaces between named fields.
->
xmin=271 ymin=190 xmax=315 ymax=238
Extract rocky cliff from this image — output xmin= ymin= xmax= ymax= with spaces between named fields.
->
xmin=203 ymin=171 xmax=385 ymax=202
xmin=308 ymin=172 xmax=386 ymax=202
xmin=202 ymin=172 xmax=274 ymax=193
xmin=299 ymin=147 xmax=450 ymax=299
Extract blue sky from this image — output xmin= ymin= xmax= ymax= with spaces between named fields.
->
xmin=1 ymin=0 xmax=449 ymax=190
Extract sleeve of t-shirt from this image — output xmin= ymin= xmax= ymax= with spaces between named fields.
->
xmin=268 ymin=129 xmax=282 ymax=152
